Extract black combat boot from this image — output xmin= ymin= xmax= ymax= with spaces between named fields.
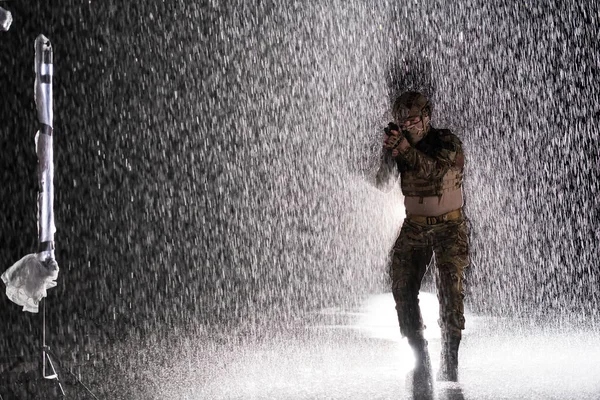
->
xmin=408 ymin=334 xmax=434 ymax=399
xmin=437 ymin=333 xmax=460 ymax=382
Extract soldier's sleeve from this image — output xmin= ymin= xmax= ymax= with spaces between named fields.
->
xmin=396 ymin=131 xmax=464 ymax=179
xmin=375 ymin=149 xmax=399 ymax=192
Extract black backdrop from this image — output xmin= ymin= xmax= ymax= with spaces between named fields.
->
xmin=2 ymin=1 xmax=600 ymax=363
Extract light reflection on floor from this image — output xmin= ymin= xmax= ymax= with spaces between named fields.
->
xmin=143 ymin=292 xmax=600 ymax=400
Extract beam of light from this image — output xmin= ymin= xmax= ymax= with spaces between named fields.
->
xmin=355 ymin=291 xmax=441 ymax=342
xmin=350 ymin=291 xmax=442 ymax=374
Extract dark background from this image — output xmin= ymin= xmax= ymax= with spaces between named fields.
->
xmin=0 ymin=0 xmax=394 ymax=359
xmin=1 ymin=1 xmax=599 ymax=391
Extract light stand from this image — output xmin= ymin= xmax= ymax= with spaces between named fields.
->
xmin=33 ymin=34 xmax=100 ymax=399
xmin=41 ymin=299 xmax=65 ymax=396
xmin=40 ymin=295 xmax=101 ymax=399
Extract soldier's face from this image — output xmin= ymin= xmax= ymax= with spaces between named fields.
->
xmin=399 ymin=111 xmax=429 ymax=144
xmin=401 ymin=115 xmax=423 ymax=130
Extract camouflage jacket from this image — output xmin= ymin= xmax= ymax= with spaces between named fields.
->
xmin=375 ymin=127 xmax=465 ymax=197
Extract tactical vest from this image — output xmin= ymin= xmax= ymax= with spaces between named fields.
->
xmin=400 ymin=169 xmax=463 ymax=197
xmin=399 ymin=128 xmax=464 ymax=198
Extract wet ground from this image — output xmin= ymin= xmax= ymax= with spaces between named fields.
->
xmin=136 ymin=292 xmax=600 ymax=400
xmin=3 ymin=292 xmax=600 ymax=400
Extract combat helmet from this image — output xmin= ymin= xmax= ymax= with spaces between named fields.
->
xmin=392 ymin=91 xmax=432 ymax=123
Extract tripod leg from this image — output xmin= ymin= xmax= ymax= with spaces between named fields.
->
xmin=45 ymin=351 xmax=65 ymax=396
xmin=41 ymin=299 xmax=66 ymax=396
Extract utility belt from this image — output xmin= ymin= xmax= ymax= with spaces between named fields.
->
xmin=407 ymin=208 xmax=463 ymax=226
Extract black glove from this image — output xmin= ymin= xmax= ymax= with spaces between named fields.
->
xmin=383 ymin=122 xmax=400 ymax=136
xmin=383 ymin=122 xmax=407 ymax=152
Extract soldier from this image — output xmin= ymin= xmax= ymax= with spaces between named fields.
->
xmin=376 ymin=91 xmax=470 ymax=386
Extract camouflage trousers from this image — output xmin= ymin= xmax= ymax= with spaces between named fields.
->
xmin=389 ymin=212 xmax=469 ymax=340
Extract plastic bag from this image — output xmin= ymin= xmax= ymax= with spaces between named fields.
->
xmin=1 ymin=254 xmax=59 ymax=313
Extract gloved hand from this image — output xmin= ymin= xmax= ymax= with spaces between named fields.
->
xmin=383 ymin=122 xmax=410 ymax=157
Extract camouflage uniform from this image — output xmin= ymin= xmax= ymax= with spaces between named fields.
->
xmin=390 ymin=211 xmax=469 ymax=340
xmin=387 ymin=127 xmax=470 ymax=341
xmin=377 ymin=109 xmax=469 ymax=383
